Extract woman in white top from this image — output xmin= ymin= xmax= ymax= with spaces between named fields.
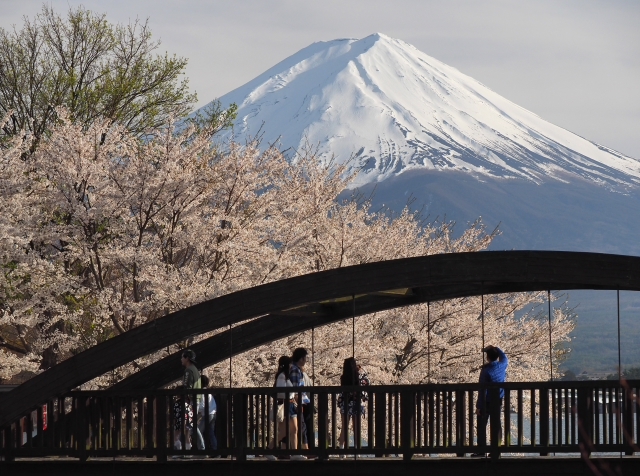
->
xmin=266 ymin=356 xmax=304 ymax=460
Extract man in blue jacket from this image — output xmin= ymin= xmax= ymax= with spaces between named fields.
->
xmin=473 ymin=345 xmax=508 ymax=456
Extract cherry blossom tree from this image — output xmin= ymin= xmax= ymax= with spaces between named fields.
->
xmin=230 ymin=211 xmax=574 ymax=389
xmin=0 ymin=110 xmax=351 ymax=382
xmin=0 ymin=111 xmax=574 ymax=388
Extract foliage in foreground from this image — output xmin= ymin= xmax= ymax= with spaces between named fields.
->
xmin=0 ymin=4 xmax=235 ymax=152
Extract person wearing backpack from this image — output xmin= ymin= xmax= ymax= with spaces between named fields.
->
xmin=265 ymin=356 xmax=304 ymax=460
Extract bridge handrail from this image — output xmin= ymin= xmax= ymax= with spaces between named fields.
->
xmin=59 ymin=379 xmax=640 ymax=397
xmin=2 ymin=379 xmax=638 ymax=462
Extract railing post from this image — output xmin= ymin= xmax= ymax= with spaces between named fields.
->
xmin=3 ymin=424 xmax=15 ymax=462
xmin=47 ymin=400 xmax=55 ymax=450
xmin=113 ymin=397 xmax=122 ymax=452
xmin=25 ymin=409 xmax=33 ymax=449
xmin=126 ymin=397 xmax=133 ymax=451
xmin=489 ymin=387 xmax=501 ymax=461
xmin=374 ymin=391 xmax=386 ymax=457
xmin=145 ymin=396 xmax=155 ymax=453
xmin=477 ymin=387 xmax=486 ymax=451
xmin=88 ymin=397 xmax=97 ymax=452
xmin=215 ymin=394 xmax=228 ymax=457
xmin=76 ymin=398 xmax=87 ymax=462
xmin=539 ymin=387 xmax=550 ymax=456
xmin=622 ymin=385 xmax=634 ymax=455
xmin=36 ymin=404 xmax=44 ymax=450
xmin=155 ymin=395 xmax=167 ymax=463
xmin=401 ymin=390 xmax=415 ymax=461
xmin=104 ymin=397 xmax=111 ymax=453
xmin=317 ymin=392 xmax=328 ymax=461
xmin=577 ymin=387 xmax=592 ymax=456
xmin=233 ymin=393 xmax=247 ymax=461
xmin=296 ymin=390 xmax=304 ymax=451
xmin=503 ymin=388 xmax=511 ymax=447
xmin=136 ymin=396 xmax=144 ymax=452
xmin=308 ymin=391 xmax=316 ymax=450
xmin=58 ymin=398 xmax=67 ymax=452
xmin=455 ymin=390 xmax=466 ymax=457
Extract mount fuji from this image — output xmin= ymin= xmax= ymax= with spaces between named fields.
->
xmin=216 ymin=33 xmax=639 ymax=189
xmin=210 ymin=33 xmax=640 ymax=372
xmin=211 ymin=33 xmax=640 ymax=255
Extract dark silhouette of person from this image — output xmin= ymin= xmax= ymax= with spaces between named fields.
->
xmin=473 ymin=345 xmax=508 ymax=456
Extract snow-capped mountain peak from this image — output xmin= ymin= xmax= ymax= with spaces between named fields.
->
xmin=213 ymin=33 xmax=640 ymax=189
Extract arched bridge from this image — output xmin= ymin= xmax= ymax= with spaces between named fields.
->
xmin=3 ymin=250 xmax=640 ymax=424
xmin=1 ymin=251 xmax=640 ymax=474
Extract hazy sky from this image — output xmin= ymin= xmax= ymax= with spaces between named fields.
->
xmin=2 ymin=0 xmax=639 ymax=158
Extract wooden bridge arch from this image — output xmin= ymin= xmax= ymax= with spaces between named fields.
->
xmin=2 ymin=250 xmax=640 ymax=426
xmin=111 ymin=281 xmax=524 ymax=391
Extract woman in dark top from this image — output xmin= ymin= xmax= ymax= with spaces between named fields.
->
xmin=337 ymin=357 xmax=370 ymax=448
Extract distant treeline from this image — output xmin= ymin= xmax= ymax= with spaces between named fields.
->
xmin=560 ymin=366 xmax=640 ymax=381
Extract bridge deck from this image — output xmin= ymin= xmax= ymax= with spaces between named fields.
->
xmin=3 ymin=455 xmax=640 ymax=476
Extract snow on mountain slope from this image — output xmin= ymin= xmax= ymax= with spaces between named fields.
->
xmin=213 ymin=33 xmax=640 ymax=189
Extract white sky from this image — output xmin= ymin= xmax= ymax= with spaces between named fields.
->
xmin=2 ymin=0 xmax=639 ymax=158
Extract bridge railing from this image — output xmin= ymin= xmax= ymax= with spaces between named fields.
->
xmin=1 ymin=380 xmax=639 ymax=461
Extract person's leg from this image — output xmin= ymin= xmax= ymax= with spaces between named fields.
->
xmin=196 ymin=415 xmax=205 ymax=450
xmin=271 ymin=409 xmax=289 ymax=453
xmin=480 ymin=410 xmax=490 ymax=445
xmin=193 ymin=426 xmax=205 ymax=450
xmin=349 ymin=415 xmax=357 ymax=447
xmin=197 ymin=414 xmax=204 ymax=441
xmin=354 ymin=410 xmax=362 ymax=447
xmin=298 ymin=412 xmax=308 ymax=449
xmin=303 ymin=404 xmax=314 ymax=448
xmin=184 ymin=404 xmax=194 ymax=450
xmin=471 ymin=409 xmax=489 ymax=456
xmin=479 ymin=401 xmax=504 ymax=448
xmin=209 ymin=414 xmax=217 ymax=450
xmin=171 ymin=428 xmax=186 ymax=459
xmin=289 ymin=416 xmax=298 ymax=449
xmin=491 ymin=402 xmax=503 ymax=446
xmin=277 ymin=418 xmax=287 ymax=447
xmin=338 ymin=410 xmax=347 ymax=447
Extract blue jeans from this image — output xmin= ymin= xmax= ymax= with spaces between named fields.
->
xmin=198 ymin=414 xmax=217 ymax=450
xmin=192 ymin=426 xmax=205 ymax=450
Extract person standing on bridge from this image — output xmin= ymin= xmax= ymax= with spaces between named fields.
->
xmin=197 ymin=375 xmax=217 ymax=454
xmin=265 ymin=356 xmax=304 ymax=460
xmin=172 ymin=385 xmax=194 ymax=458
xmin=181 ymin=349 xmax=201 ymax=390
xmin=290 ymin=348 xmax=311 ymax=451
xmin=180 ymin=349 xmax=205 ymax=454
xmin=337 ymin=357 xmax=370 ymax=451
xmin=473 ymin=345 xmax=508 ymax=457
